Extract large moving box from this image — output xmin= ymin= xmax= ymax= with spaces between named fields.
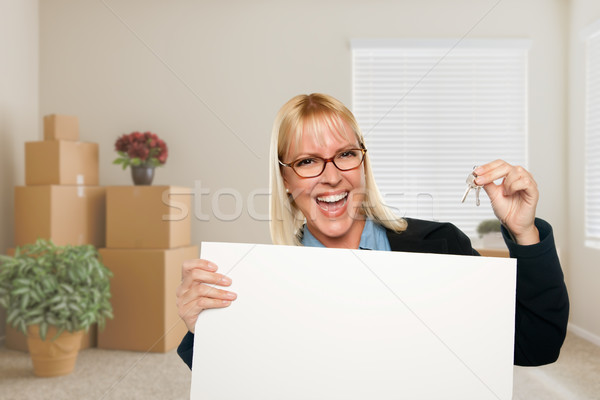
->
xmin=97 ymin=246 xmax=197 ymax=352
xmin=43 ymin=114 xmax=79 ymax=141
xmin=25 ymin=140 xmax=98 ymax=185
xmin=106 ymin=186 xmax=192 ymax=249
xmin=8 ymin=116 xmax=102 ymax=352
xmin=14 ymin=185 xmax=106 ymax=247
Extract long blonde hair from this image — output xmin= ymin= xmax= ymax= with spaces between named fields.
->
xmin=269 ymin=93 xmax=407 ymax=245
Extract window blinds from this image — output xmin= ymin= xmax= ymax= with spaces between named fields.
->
xmin=585 ymin=29 xmax=600 ymax=244
xmin=352 ymin=40 xmax=529 ymax=238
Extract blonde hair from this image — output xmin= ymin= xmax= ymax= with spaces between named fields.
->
xmin=269 ymin=93 xmax=407 ymax=245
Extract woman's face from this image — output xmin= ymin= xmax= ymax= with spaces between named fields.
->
xmin=281 ymin=120 xmax=366 ymax=248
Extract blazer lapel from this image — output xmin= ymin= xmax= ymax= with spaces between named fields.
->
xmin=385 ymin=230 xmax=449 ymax=254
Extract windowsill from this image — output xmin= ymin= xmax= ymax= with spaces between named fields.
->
xmin=585 ymin=240 xmax=600 ymax=250
xmin=475 ymin=248 xmax=510 ymax=258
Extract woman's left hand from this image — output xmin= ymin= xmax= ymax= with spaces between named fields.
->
xmin=474 ymin=160 xmax=540 ymax=245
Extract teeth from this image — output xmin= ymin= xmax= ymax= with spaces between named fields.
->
xmin=317 ymin=192 xmax=348 ymax=203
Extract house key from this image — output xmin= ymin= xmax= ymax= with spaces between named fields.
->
xmin=461 ymin=167 xmax=483 ymax=206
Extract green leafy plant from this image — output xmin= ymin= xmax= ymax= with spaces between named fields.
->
xmin=476 ymin=219 xmax=502 ymax=238
xmin=0 ymin=239 xmax=113 ymax=341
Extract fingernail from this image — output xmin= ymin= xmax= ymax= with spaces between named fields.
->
xmin=225 ymin=292 xmax=236 ymax=299
xmin=222 ymin=300 xmax=232 ymax=306
xmin=219 ymin=276 xmax=232 ymax=285
xmin=474 ymin=167 xmax=483 ymax=174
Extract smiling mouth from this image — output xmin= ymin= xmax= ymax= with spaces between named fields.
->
xmin=316 ymin=192 xmax=348 ymax=212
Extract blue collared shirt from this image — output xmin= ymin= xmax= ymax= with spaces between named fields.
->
xmin=301 ymin=218 xmax=391 ymax=251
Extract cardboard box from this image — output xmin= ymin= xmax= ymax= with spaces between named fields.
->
xmin=5 ymin=324 xmax=29 ymax=352
xmin=5 ymin=324 xmax=97 ymax=352
xmin=25 ymin=140 xmax=98 ymax=185
xmin=106 ymin=186 xmax=192 ymax=249
xmin=97 ymin=246 xmax=197 ymax=352
xmin=14 ymin=186 xmax=106 ymax=247
xmin=44 ymin=114 xmax=79 ymax=141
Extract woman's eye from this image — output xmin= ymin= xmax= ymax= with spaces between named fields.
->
xmin=295 ymin=158 xmax=315 ymax=167
xmin=339 ymin=150 xmax=357 ymax=158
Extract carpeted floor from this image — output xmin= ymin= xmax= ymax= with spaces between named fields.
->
xmin=513 ymin=332 xmax=600 ymax=400
xmin=0 ymin=344 xmax=191 ymax=399
xmin=0 ymin=331 xmax=598 ymax=400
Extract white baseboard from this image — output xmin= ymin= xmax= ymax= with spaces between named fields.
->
xmin=568 ymin=323 xmax=600 ymax=347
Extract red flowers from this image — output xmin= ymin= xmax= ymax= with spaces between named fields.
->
xmin=127 ymin=141 xmax=149 ymax=160
xmin=113 ymin=131 xmax=168 ymax=169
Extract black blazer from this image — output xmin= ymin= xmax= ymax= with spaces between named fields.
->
xmin=177 ymin=218 xmax=569 ymax=369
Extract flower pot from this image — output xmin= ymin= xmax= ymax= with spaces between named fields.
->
xmin=27 ymin=325 xmax=83 ymax=377
xmin=131 ymin=165 xmax=155 ymax=185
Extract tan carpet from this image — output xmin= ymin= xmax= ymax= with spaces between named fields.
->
xmin=513 ymin=333 xmax=600 ymax=400
xmin=0 ymin=345 xmax=191 ymax=399
xmin=0 ymin=331 xmax=598 ymax=399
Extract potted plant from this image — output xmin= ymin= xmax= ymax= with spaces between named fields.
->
xmin=113 ymin=131 xmax=168 ymax=185
xmin=0 ymin=239 xmax=113 ymax=377
xmin=476 ymin=219 xmax=505 ymax=249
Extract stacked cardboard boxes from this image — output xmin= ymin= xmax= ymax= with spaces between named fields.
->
xmin=6 ymin=115 xmax=105 ymax=351
xmin=98 ymin=186 xmax=195 ymax=352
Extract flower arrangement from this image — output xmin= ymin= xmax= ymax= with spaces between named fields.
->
xmin=113 ymin=131 xmax=168 ymax=169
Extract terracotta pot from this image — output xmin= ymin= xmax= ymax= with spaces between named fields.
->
xmin=131 ymin=165 xmax=155 ymax=185
xmin=27 ymin=325 xmax=84 ymax=377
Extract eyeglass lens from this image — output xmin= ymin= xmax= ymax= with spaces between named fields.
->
xmin=292 ymin=149 xmax=364 ymax=178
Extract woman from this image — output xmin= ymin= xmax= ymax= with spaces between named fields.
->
xmin=176 ymin=93 xmax=569 ymax=369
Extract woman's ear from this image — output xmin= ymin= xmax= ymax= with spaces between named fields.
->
xmin=281 ymin=169 xmax=290 ymax=186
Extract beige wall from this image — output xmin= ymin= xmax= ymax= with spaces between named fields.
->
xmin=2 ymin=0 xmax=569 ymax=340
xmin=568 ymin=0 xmax=600 ymax=343
xmin=9 ymin=0 xmax=600 ymax=353
xmin=0 ymin=0 xmax=39 ymax=340
xmin=38 ymin=0 xmax=568 ymax=248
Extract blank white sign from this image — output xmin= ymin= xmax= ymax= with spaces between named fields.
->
xmin=191 ymin=242 xmax=516 ymax=400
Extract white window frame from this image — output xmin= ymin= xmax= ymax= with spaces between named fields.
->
xmin=351 ymin=39 xmax=529 ymax=239
xmin=582 ymin=20 xmax=600 ymax=249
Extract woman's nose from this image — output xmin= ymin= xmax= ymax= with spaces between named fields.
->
xmin=319 ymin=160 xmax=343 ymax=185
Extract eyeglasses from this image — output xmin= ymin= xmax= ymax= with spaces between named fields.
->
xmin=279 ymin=148 xmax=367 ymax=178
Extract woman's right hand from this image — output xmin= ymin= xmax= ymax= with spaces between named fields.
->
xmin=176 ymin=259 xmax=237 ymax=333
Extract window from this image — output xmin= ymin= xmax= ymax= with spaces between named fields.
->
xmin=584 ymin=22 xmax=600 ymax=247
xmin=352 ymin=39 xmax=529 ymax=238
